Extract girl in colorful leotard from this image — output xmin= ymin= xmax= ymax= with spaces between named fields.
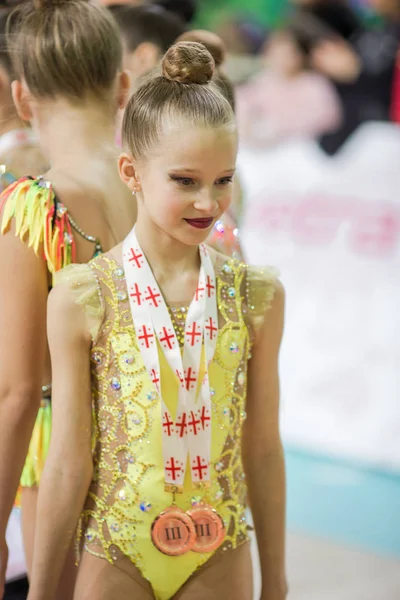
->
xmin=29 ymin=42 xmax=287 ymax=600
xmin=0 ymin=0 xmax=136 ymax=597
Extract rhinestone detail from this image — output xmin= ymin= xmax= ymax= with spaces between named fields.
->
xmin=92 ymin=352 xmax=103 ymax=365
xmin=215 ymin=220 xmax=225 ymax=234
xmin=191 ymin=495 xmax=202 ymax=507
xmin=111 ymin=377 xmax=121 ymax=391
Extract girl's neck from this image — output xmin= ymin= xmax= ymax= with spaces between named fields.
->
xmin=135 ymin=218 xmax=200 ymax=283
xmin=0 ymin=108 xmax=25 ymax=139
xmin=33 ymin=98 xmax=118 ymax=171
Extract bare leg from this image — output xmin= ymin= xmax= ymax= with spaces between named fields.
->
xmin=174 ymin=542 xmax=253 ymax=600
xmin=74 ymin=550 xmax=155 ymax=600
xmin=21 ymin=486 xmax=77 ymax=600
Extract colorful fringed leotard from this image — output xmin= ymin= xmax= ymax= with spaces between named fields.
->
xmin=0 ymin=176 xmax=102 ymax=487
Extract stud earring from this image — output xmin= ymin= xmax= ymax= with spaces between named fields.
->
xmin=132 ymin=188 xmax=137 ymax=196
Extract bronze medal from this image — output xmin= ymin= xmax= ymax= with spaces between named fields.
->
xmin=151 ymin=506 xmax=196 ymax=556
xmin=187 ymin=504 xmax=225 ymax=553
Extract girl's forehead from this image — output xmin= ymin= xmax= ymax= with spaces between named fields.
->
xmin=151 ymin=122 xmax=238 ymax=160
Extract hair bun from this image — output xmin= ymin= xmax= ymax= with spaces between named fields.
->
xmin=175 ymin=30 xmax=226 ymax=68
xmin=162 ymin=41 xmax=214 ymax=85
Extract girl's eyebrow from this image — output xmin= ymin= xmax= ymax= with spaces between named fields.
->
xmin=168 ymin=167 xmax=237 ymax=174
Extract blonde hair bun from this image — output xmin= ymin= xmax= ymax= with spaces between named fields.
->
xmin=162 ymin=41 xmax=215 ymax=85
xmin=175 ymin=30 xmax=226 ymax=69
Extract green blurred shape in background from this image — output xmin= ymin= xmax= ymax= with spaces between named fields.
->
xmin=195 ymin=0 xmax=288 ymax=29
xmin=195 ymin=0 xmax=378 ymax=33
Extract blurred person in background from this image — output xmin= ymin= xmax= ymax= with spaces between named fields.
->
xmin=149 ymin=0 xmax=198 ymax=23
xmin=109 ymin=3 xmax=186 ymax=83
xmin=0 ymin=7 xmax=47 ymax=189
xmin=100 ymin=0 xmax=198 ymax=23
xmin=0 ymin=0 xmax=136 ymax=596
xmin=292 ymin=0 xmax=400 ymax=152
xmin=236 ymin=26 xmax=342 ymax=147
xmin=367 ymin=0 xmax=400 ymax=122
xmin=213 ymin=14 xmax=268 ymax=84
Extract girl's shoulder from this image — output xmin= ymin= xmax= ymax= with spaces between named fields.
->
xmin=0 ymin=175 xmax=75 ymax=273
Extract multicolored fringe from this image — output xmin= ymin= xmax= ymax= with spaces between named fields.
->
xmin=0 ymin=176 xmax=76 ymax=273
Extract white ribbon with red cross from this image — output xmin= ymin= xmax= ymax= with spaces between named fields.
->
xmin=123 ymin=228 xmax=218 ymax=490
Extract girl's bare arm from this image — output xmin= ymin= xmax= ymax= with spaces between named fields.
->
xmin=0 ymin=227 xmax=48 ymax=541
xmin=28 ymin=286 xmax=93 ymax=600
xmin=242 ymin=281 xmax=287 ymax=600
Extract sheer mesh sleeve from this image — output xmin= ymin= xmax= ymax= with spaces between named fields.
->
xmin=244 ymin=265 xmax=279 ymax=343
xmin=54 ymin=263 xmax=104 ymax=342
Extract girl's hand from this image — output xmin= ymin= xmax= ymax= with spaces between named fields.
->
xmin=0 ymin=538 xmax=8 ymax=599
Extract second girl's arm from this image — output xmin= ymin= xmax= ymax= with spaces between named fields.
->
xmin=28 ymin=286 xmax=94 ymax=600
xmin=0 ymin=226 xmax=48 ymax=544
xmin=242 ymin=281 xmax=287 ymax=600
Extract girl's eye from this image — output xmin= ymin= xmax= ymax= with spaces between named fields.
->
xmin=216 ymin=177 xmax=233 ymax=186
xmin=170 ymin=176 xmax=195 ymax=186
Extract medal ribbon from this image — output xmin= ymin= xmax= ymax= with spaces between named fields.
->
xmin=123 ymin=228 xmax=218 ymax=490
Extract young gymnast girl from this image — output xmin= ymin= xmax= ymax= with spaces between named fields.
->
xmin=0 ymin=0 xmax=135 ymax=596
xmin=28 ymin=42 xmax=287 ymax=600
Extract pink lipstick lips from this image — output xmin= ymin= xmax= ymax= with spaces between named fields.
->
xmin=184 ymin=217 xmax=214 ymax=230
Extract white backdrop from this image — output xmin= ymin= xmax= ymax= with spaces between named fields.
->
xmin=240 ymin=123 xmax=400 ymax=471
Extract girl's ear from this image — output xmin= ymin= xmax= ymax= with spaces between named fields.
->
xmin=11 ymin=80 xmax=33 ymax=121
xmin=116 ymin=70 xmax=131 ymax=111
xmin=118 ymin=153 xmax=142 ymax=193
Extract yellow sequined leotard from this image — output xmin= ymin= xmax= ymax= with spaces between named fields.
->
xmin=0 ymin=176 xmax=102 ymax=489
xmin=55 ymin=252 xmax=277 ymax=600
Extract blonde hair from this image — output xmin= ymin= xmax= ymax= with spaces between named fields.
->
xmin=7 ymin=0 xmax=122 ymax=100
xmin=122 ymin=41 xmax=235 ymax=159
